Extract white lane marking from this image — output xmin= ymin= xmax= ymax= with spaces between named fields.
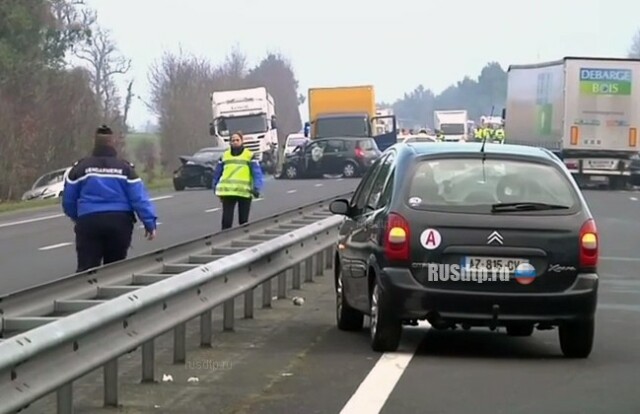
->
xmin=0 ymin=195 xmax=173 ymax=229
xmin=630 ymin=197 xmax=638 ymax=201
xmin=340 ymin=321 xmax=429 ymax=414
xmin=138 ymin=221 xmax=163 ymax=229
xmin=337 ymin=178 xmax=344 ymax=182
xmin=205 ymin=208 xmax=220 ymax=213
xmin=38 ymin=242 xmax=73 ymax=251
xmin=287 ymin=190 xmax=297 ymax=194
xmin=0 ymin=213 xmax=65 ymax=229
xmin=254 ymin=197 xmax=264 ymax=202
xmin=314 ymin=183 xmax=323 ymax=187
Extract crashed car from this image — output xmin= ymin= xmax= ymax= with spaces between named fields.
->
xmin=22 ymin=167 xmax=71 ymax=201
xmin=173 ymin=147 xmax=225 ymax=191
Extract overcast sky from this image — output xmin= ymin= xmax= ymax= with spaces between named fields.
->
xmin=87 ymin=0 xmax=640 ymax=129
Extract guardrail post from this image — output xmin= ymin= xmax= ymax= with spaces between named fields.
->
xmin=277 ymin=271 xmax=287 ymax=298
xmin=262 ymin=280 xmax=272 ymax=308
xmin=174 ymin=323 xmax=186 ymax=363
xmin=324 ymin=247 xmax=333 ymax=269
xmin=292 ymin=263 xmax=301 ymax=289
xmin=141 ymin=340 xmax=155 ymax=382
xmin=244 ymin=288 xmax=254 ymax=318
xmin=104 ymin=358 xmax=118 ymax=406
xmin=304 ymin=257 xmax=314 ymax=282
xmin=200 ymin=310 xmax=213 ymax=347
xmin=223 ymin=299 xmax=234 ymax=331
xmin=315 ymin=252 xmax=324 ymax=276
xmin=57 ymin=382 xmax=73 ymax=414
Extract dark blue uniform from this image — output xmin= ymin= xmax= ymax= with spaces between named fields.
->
xmin=62 ymin=145 xmax=157 ymax=272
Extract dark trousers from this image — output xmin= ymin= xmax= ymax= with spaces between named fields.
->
xmin=220 ymin=196 xmax=252 ymax=230
xmin=74 ymin=212 xmax=134 ymax=272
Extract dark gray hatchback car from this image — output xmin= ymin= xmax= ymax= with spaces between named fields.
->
xmin=329 ymin=142 xmax=599 ymax=358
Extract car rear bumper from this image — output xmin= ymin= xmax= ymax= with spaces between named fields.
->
xmin=378 ymin=268 xmax=598 ymax=325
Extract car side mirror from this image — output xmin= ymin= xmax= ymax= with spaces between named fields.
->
xmin=329 ymin=199 xmax=350 ymax=216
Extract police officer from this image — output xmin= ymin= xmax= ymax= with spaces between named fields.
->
xmin=474 ymin=126 xmax=484 ymax=141
xmin=62 ymin=125 xmax=158 ymax=272
xmin=212 ymin=131 xmax=264 ymax=230
xmin=435 ymin=129 xmax=445 ymax=141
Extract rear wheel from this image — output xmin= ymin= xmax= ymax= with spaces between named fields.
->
xmin=342 ymin=162 xmax=357 ymax=178
xmin=336 ymin=268 xmax=364 ymax=331
xmin=370 ymin=283 xmax=402 ymax=352
xmin=559 ymin=319 xmax=594 ymax=358
xmin=284 ymin=165 xmax=298 ymax=179
xmin=173 ymin=179 xmax=185 ymax=191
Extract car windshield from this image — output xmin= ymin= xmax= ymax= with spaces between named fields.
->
xmin=216 ymin=114 xmax=267 ymax=136
xmin=406 ymin=157 xmax=579 ymax=213
xmin=287 ymin=137 xmax=306 ymax=147
xmin=33 ymin=170 xmax=66 ymax=188
xmin=193 ymin=149 xmax=223 ymax=162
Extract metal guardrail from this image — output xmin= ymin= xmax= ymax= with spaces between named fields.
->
xmin=0 ymin=193 xmax=350 ymax=337
xmin=0 ymin=194 xmax=349 ymax=413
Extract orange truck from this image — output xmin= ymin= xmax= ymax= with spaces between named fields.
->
xmin=305 ymin=85 xmax=397 ymax=150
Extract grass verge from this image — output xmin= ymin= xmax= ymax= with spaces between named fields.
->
xmin=0 ymin=177 xmax=174 ymax=216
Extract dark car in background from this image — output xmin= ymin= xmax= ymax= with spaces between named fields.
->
xmin=280 ymin=136 xmax=381 ymax=179
xmin=173 ymin=147 xmax=225 ymax=191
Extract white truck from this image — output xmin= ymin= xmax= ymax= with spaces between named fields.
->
xmin=209 ymin=87 xmax=279 ymax=174
xmin=433 ymin=110 xmax=468 ymax=142
xmin=504 ymin=57 xmax=640 ymax=189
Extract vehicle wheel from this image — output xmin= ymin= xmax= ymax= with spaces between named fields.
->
xmin=370 ymin=283 xmax=402 ymax=352
xmin=173 ymin=179 xmax=185 ymax=191
xmin=284 ymin=165 xmax=298 ymax=179
xmin=342 ymin=162 xmax=357 ymax=178
xmin=506 ymin=324 xmax=534 ymax=336
xmin=559 ymin=319 xmax=595 ymax=358
xmin=336 ymin=268 xmax=364 ymax=331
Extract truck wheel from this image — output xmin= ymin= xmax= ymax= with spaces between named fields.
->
xmin=370 ymin=283 xmax=402 ymax=352
xmin=608 ymin=176 xmax=626 ymax=190
xmin=559 ymin=319 xmax=594 ymax=358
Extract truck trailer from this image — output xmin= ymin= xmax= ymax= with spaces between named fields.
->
xmin=209 ymin=87 xmax=279 ymax=174
xmin=504 ymin=57 xmax=640 ymax=189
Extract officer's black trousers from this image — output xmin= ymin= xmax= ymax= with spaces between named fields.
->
xmin=74 ymin=212 xmax=134 ymax=272
xmin=220 ymin=196 xmax=251 ymax=230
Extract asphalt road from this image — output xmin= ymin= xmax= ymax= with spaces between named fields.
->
xmin=22 ymin=188 xmax=640 ymax=414
xmin=0 ymin=177 xmax=358 ymax=295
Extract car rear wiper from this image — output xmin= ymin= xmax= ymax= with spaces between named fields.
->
xmin=491 ymin=202 xmax=570 ymax=212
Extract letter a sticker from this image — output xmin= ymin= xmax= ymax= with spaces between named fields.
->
xmin=420 ymin=228 xmax=441 ymax=250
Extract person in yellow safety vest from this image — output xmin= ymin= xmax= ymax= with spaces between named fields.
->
xmin=474 ymin=127 xmax=483 ymax=141
xmin=212 ymin=131 xmax=264 ymax=230
xmin=493 ymin=127 xmax=505 ymax=143
xmin=435 ymin=130 xmax=445 ymax=141
xmin=482 ymin=127 xmax=494 ymax=141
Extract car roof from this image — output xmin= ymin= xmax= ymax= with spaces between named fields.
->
xmin=394 ymin=142 xmax=558 ymax=161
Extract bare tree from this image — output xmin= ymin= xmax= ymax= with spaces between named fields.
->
xmin=629 ymin=29 xmax=640 ymax=58
xmin=75 ymin=26 xmax=131 ymax=119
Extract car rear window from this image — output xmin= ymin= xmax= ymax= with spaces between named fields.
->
xmin=406 ymin=157 xmax=579 ymax=213
xmin=356 ymin=139 xmax=376 ymax=150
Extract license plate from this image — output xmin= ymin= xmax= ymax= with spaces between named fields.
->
xmin=463 ymin=256 xmax=529 ymax=272
xmin=586 ymin=159 xmax=616 ymax=169
xmin=590 ymin=176 xmax=608 ymax=182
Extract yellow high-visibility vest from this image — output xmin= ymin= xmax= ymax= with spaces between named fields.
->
xmin=215 ymin=149 xmax=253 ymax=198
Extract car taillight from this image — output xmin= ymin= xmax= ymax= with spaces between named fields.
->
xmin=384 ymin=213 xmax=410 ymax=261
xmin=354 ymin=148 xmax=364 ymax=158
xmin=579 ymin=219 xmax=598 ymax=269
